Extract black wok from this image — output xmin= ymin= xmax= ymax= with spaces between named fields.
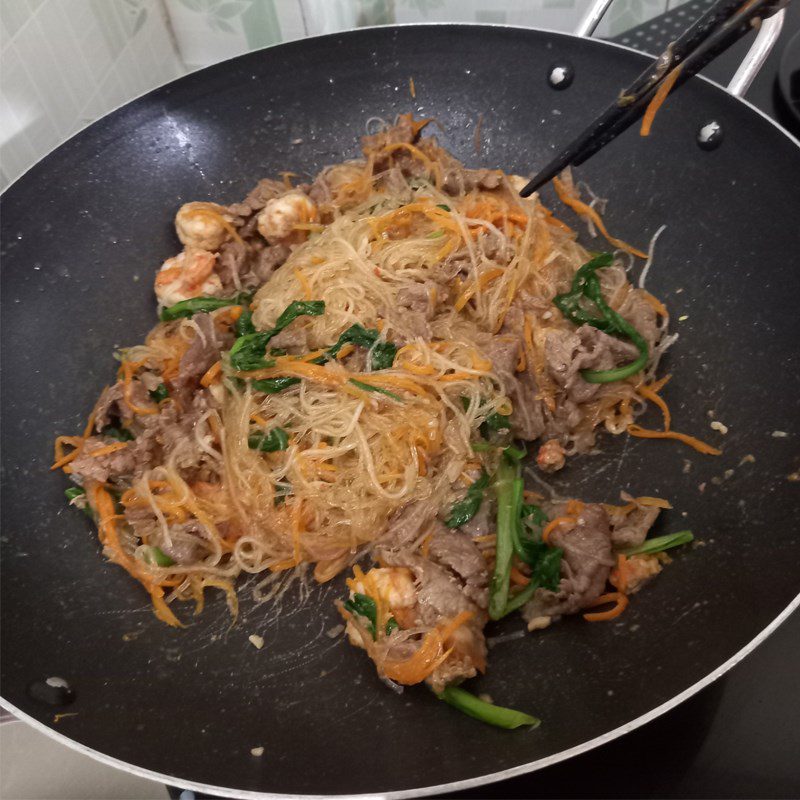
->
xmin=1 ymin=23 xmax=799 ymax=799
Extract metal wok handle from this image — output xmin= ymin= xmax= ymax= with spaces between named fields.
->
xmin=573 ymin=0 xmax=786 ymax=97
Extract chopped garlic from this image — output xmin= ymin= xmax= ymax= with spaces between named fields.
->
xmin=251 ymin=746 xmax=264 ymax=757
xmin=248 ymin=634 xmax=264 ymax=650
xmin=710 ymin=420 xmax=728 ymax=434
xmin=771 ymin=430 xmax=789 ymax=438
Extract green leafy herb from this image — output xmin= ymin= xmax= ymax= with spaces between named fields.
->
xmin=251 ymin=377 xmax=301 ymax=394
xmin=65 ymin=486 xmax=85 ymax=502
xmin=230 ymin=300 xmax=325 ymax=371
xmin=273 ymin=300 xmax=326 ymax=330
xmin=234 ymin=307 xmax=256 ymax=337
xmin=142 ymin=546 xmax=175 ymax=567
xmin=436 ymin=204 xmax=451 ymax=211
xmin=481 ymin=411 xmax=511 ymax=436
xmin=489 ymin=453 xmax=521 ymax=619
xmin=489 ymin=452 xmax=563 ymax=620
xmin=343 ymin=592 xmax=378 ymax=638
xmin=102 ymin=425 xmax=134 ymax=442
xmin=385 ymin=617 xmax=399 ymax=635
xmin=327 ymin=324 xmax=397 ymax=370
xmin=502 ymin=548 xmax=563 ymax=615
xmin=622 ymin=530 xmax=694 ymax=556
xmin=348 ymin=379 xmax=403 ymax=401
xmin=445 ymin=470 xmax=489 ymax=528
xmin=426 ymin=229 xmax=445 ymax=239
xmin=160 ymin=292 xmax=251 ymax=322
xmin=470 ymin=442 xmax=495 ymax=452
xmin=149 ymin=383 xmax=169 ymax=403
xmin=229 ymin=334 xmax=277 ymax=372
xmin=435 ymin=686 xmax=540 ymax=730
xmin=553 ymin=253 xmax=649 ymax=383
xmin=248 ymin=428 xmax=289 ymax=452
xmin=65 ymin=486 xmax=93 ymax=517
xmin=503 ymin=444 xmax=526 ymax=461
xmin=274 ymin=484 xmax=291 ymax=506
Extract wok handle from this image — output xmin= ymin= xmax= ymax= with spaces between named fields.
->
xmin=727 ymin=9 xmax=785 ymax=97
xmin=573 ymin=0 xmax=786 ymax=98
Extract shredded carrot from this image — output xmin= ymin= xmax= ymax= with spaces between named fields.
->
xmin=200 ymin=360 xmax=222 ymax=388
xmin=610 ymin=555 xmax=629 ymax=594
xmin=642 ymin=291 xmax=669 ymax=318
xmin=542 ymin=515 xmax=576 ymax=544
xmin=641 ymin=66 xmax=683 ymax=137
xmin=583 ymin=591 xmax=629 ymax=622
xmin=438 ymin=609 xmax=474 ymax=641
xmin=638 ymin=382 xmax=672 ymax=430
xmin=627 ymin=425 xmax=722 ymax=455
xmin=454 ymin=268 xmax=505 ymax=311
xmin=553 ymin=177 xmax=647 ymax=258
xmin=510 ymin=566 xmax=530 ymax=587
xmin=472 ymin=534 xmax=497 ymax=544
xmin=420 ymin=533 xmax=432 ymax=558
xmin=122 ymin=361 xmax=158 ymax=416
xmin=409 ymin=76 xmax=416 ymax=98
xmin=51 ymin=436 xmax=85 ymax=470
xmin=90 ymin=482 xmax=182 ymax=627
xmin=635 ymin=496 xmax=672 ymax=509
xmin=565 ymin=499 xmax=584 ymax=516
xmin=291 ymin=268 xmax=312 ymax=300
xmin=86 ymin=441 xmax=129 ymax=459
xmin=378 ymin=142 xmax=442 ymax=186
xmin=630 ymin=374 xmax=720 ymax=454
xmin=336 ymin=343 xmax=355 ymax=361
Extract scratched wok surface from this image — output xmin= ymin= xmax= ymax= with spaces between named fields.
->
xmin=1 ymin=24 xmax=799 ymax=798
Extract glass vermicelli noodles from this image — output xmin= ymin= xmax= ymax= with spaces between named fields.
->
xmin=54 ymin=115 xmax=720 ymax=724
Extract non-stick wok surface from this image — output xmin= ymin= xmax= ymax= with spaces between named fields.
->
xmin=1 ymin=24 xmax=799 ymax=798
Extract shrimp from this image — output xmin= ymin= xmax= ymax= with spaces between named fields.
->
xmin=257 ymin=191 xmax=318 ymax=242
xmin=536 ymin=439 xmax=566 ymax=473
xmin=154 ymin=248 xmax=222 ymax=308
xmin=175 ymin=202 xmax=235 ymax=251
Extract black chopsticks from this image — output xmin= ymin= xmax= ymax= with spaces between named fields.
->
xmin=520 ymin=0 xmax=786 ymax=197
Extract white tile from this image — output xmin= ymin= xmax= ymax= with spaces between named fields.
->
xmin=0 ymin=0 xmax=32 ymax=39
xmin=1 ymin=43 xmax=46 ymax=137
xmin=23 ymin=109 xmax=60 ymax=155
xmin=0 ymin=133 xmax=37 ymax=185
xmin=36 ymin=0 xmax=97 ymax=110
xmin=13 ymin=14 xmax=79 ymax=134
xmin=97 ymin=65 xmax=126 ymax=113
xmin=113 ymin=45 xmax=135 ymax=98
xmin=1 ymin=13 xmax=11 ymax=48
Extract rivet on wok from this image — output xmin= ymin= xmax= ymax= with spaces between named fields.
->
xmin=26 ymin=676 xmax=76 ymax=706
xmin=547 ymin=62 xmax=574 ymax=90
xmin=697 ymin=120 xmax=724 ymax=150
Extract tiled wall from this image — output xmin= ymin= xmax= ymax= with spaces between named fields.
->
xmin=1 ymin=0 xmax=183 ymax=189
xmin=1 ymin=0 xmax=670 ymax=191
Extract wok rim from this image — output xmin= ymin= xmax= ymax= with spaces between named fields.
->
xmin=2 ymin=21 xmax=799 ymax=799
xmin=3 ymin=596 xmax=797 ymax=799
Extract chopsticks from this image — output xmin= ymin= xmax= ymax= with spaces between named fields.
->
xmin=519 ymin=0 xmax=786 ymax=197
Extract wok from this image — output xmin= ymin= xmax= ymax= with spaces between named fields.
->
xmin=2 ymin=15 xmax=799 ymax=800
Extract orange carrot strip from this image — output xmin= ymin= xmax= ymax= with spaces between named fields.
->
xmin=542 ymin=515 xmax=576 ymax=544
xmin=641 ymin=66 xmax=683 ymax=137
xmin=200 ymin=360 xmax=222 ymax=387
xmin=628 ymin=425 xmax=721 ymax=455
xmin=553 ymin=177 xmax=647 ymax=258
xmin=583 ymin=591 xmax=629 ymax=621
